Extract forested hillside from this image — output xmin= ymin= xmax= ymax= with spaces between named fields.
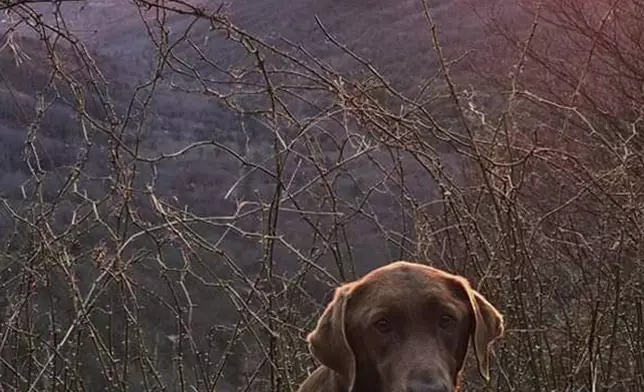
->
xmin=1 ymin=0 xmax=643 ymax=391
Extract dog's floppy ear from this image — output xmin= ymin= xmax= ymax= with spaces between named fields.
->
xmin=306 ymin=283 xmax=356 ymax=391
xmin=464 ymin=284 xmax=504 ymax=382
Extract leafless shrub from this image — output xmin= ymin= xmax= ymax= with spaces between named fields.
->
xmin=0 ymin=0 xmax=642 ymax=391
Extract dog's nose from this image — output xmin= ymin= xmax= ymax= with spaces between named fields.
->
xmin=407 ymin=373 xmax=449 ymax=392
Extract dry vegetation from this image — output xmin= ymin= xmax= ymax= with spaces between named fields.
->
xmin=0 ymin=0 xmax=643 ymax=391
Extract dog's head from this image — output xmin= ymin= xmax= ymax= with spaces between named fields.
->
xmin=306 ymin=261 xmax=504 ymax=392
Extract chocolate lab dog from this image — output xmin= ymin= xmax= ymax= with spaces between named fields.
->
xmin=296 ymin=261 xmax=504 ymax=392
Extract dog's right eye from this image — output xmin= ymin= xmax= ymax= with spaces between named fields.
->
xmin=438 ymin=314 xmax=456 ymax=330
xmin=373 ymin=318 xmax=392 ymax=334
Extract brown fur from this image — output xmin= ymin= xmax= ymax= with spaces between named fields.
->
xmin=295 ymin=261 xmax=504 ymax=392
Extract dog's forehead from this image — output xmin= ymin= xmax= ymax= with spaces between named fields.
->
xmin=363 ymin=262 xmax=455 ymax=284
xmin=355 ymin=262 xmax=467 ymax=306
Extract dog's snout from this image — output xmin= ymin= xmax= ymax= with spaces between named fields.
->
xmin=407 ymin=371 xmax=449 ymax=392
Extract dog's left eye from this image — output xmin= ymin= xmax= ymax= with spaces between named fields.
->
xmin=373 ymin=318 xmax=393 ymax=334
xmin=438 ymin=314 xmax=456 ymax=329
